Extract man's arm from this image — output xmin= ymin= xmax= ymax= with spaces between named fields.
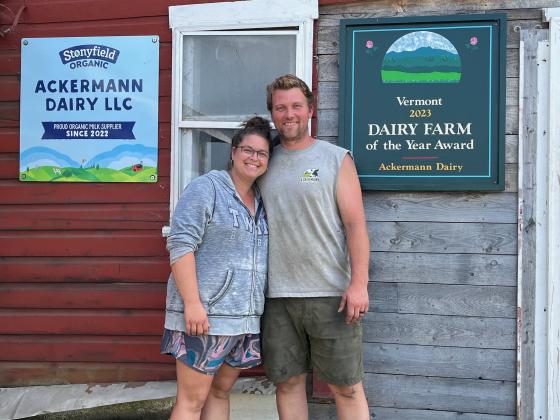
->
xmin=336 ymin=154 xmax=370 ymax=324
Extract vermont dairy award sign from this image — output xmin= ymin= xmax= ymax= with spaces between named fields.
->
xmin=19 ymin=36 xmax=159 ymax=182
xmin=339 ymin=14 xmax=506 ymax=190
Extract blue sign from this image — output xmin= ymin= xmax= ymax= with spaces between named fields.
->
xmin=19 ymin=36 xmax=159 ymax=182
xmin=339 ymin=14 xmax=506 ymax=190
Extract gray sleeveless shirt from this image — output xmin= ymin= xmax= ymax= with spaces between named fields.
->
xmin=259 ymin=140 xmax=351 ymax=297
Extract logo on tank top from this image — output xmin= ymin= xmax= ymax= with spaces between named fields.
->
xmin=301 ymin=169 xmax=319 ymax=183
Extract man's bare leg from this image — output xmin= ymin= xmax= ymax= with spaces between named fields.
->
xmin=328 ymin=381 xmax=369 ymax=420
xmin=275 ymin=373 xmax=308 ymax=420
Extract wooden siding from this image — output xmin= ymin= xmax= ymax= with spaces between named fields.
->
xmin=517 ymin=28 xmax=551 ymax=420
xmin=0 ymin=0 xmax=271 ymax=386
xmin=309 ymin=0 xmax=554 ymax=418
xmin=0 ymin=3 xmax=544 ymax=419
xmin=0 ymin=0 xmax=186 ymax=386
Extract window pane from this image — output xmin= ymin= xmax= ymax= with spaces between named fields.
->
xmin=179 ymin=128 xmax=234 ymax=189
xmin=179 ymin=127 xmax=277 ymax=190
xmin=182 ymin=34 xmax=297 ymax=121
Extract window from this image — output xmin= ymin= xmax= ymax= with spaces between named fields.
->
xmin=178 ymin=31 xmax=297 ymax=191
xmin=168 ymin=0 xmax=317 ymax=216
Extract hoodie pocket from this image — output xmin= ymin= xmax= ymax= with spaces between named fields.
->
xmin=207 ymin=269 xmax=253 ymax=316
xmin=208 ymin=269 xmax=234 ymax=307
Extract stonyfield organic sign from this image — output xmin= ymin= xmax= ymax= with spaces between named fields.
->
xmin=339 ymin=14 xmax=506 ymax=190
xmin=19 ymin=36 xmax=159 ymax=182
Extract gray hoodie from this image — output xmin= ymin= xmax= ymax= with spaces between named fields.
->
xmin=164 ymin=170 xmax=268 ymax=335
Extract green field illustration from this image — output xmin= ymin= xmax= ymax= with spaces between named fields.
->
xmin=20 ymin=165 xmax=157 ymax=182
xmin=381 ymin=70 xmax=461 ymax=83
xmin=19 ymin=144 xmax=158 ymax=182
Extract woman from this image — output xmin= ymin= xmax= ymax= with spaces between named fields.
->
xmin=161 ymin=116 xmax=272 ymax=420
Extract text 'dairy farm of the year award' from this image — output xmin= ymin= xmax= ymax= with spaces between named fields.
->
xmin=339 ymin=14 xmax=506 ymax=190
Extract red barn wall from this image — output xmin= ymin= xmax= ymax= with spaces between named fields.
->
xmin=0 ymin=0 xmax=230 ymax=386
xmin=0 ymin=0 xmax=325 ymax=386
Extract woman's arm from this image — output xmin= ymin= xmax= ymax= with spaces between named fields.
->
xmin=171 ymin=252 xmax=209 ymax=336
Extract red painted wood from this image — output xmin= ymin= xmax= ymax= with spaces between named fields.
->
xmin=159 ymin=146 xmax=170 ymax=171
xmin=0 ymin=361 xmax=261 ymax=386
xmin=0 ymin=18 xmax=172 ymax=50
xmin=0 ymin=309 xmax=164 ymax=334
xmin=0 ymin=0 xmax=271 ymax=385
xmin=0 ymin=49 xmax=20 ymax=74
xmin=0 ymin=102 xmax=19 ymax=128
xmin=159 ymin=122 xmax=171 ymax=149
xmin=0 ymin=0 xmax=234 ymax=24
xmin=159 ymin=97 xmax=171 ymax=122
xmin=159 ymin=69 xmax=171 ymax=98
xmin=0 ymin=257 xmax=170 ymax=283
xmin=0 ymin=203 xmax=169 ymax=230
xmin=0 ymin=362 xmax=176 ymax=386
xmin=0 ymin=178 xmax=169 ymax=204
xmin=0 ymin=283 xmax=166 ymax=309
xmin=0 ymin=230 xmax=167 ymax=257
xmin=0 ymin=153 xmax=18 ymax=179
xmin=0 ymin=128 xmax=18 ymax=153
xmin=0 ymin=335 xmax=167 ymax=362
xmin=312 ymin=371 xmax=334 ymax=400
xmin=160 ymin=43 xmax=172 ymax=70
xmin=0 ymin=75 xmax=19 ymax=101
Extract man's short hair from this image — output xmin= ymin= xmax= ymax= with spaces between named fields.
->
xmin=266 ymin=74 xmax=314 ymax=112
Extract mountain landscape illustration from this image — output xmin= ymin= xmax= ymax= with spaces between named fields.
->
xmin=20 ymin=146 xmax=80 ymax=169
xmin=381 ymin=31 xmax=462 ymax=83
xmin=85 ymin=144 xmax=157 ymax=169
xmin=20 ymin=144 xmax=157 ymax=171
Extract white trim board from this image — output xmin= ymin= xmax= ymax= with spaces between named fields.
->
xmin=169 ymin=0 xmax=318 ymax=29
xmin=543 ymin=7 xmax=560 ymax=22
xmin=534 ymin=39 xmax=550 ymax=420
xmin=547 ymin=16 xmax=560 ymax=419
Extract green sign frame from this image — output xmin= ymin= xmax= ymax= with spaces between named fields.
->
xmin=339 ymin=14 xmax=506 ymax=190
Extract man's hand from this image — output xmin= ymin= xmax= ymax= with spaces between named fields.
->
xmin=184 ymin=300 xmax=209 ymax=335
xmin=338 ymin=281 xmax=369 ymax=324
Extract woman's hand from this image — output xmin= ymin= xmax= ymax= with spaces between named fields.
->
xmin=184 ymin=300 xmax=209 ymax=335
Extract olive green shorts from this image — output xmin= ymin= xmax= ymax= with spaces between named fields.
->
xmin=262 ymin=297 xmax=364 ymax=387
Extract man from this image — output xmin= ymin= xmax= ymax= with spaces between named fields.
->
xmin=259 ymin=74 xmax=370 ymax=420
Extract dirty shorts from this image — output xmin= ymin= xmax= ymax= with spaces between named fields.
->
xmin=161 ymin=329 xmax=262 ymax=375
xmin=262 ymin=297 xmax=363 ymax=386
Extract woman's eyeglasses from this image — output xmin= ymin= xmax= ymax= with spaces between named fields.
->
xmin=235 ymin=146 xmax=270 ymax=161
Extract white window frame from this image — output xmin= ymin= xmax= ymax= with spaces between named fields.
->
xmin=528 ymin=8 xmax=560 ymax=420
xmin=543 ymin=11 xmax=560 ymax=419
xmin=167 ymin=0 xmax=318 ymax=219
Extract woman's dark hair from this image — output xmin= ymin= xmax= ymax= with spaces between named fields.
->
xmin=229 ymin=116 xmax=273 ymax=169
xmin=231 ymin=116 xmax=273 ymax=150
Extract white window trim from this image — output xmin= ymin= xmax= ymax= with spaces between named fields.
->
xmin=532 ymin=9 xmax=560 ymax=419
xmin=545 ymin=14 xmax=560 ymax=420
xmin=166 ymin=0 xmax=318 ymax=224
